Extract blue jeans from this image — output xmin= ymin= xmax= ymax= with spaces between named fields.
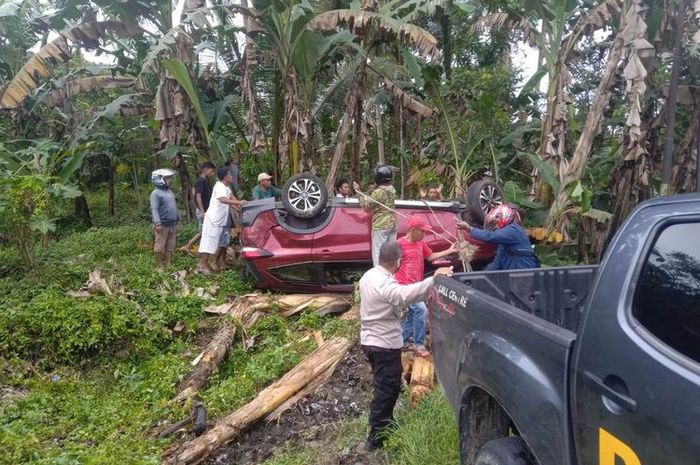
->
xmin=402 ymin=301 xmax=427 ymax=347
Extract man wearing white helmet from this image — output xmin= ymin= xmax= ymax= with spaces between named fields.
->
xmin=150 ymin=169 xmax=180 ymax=272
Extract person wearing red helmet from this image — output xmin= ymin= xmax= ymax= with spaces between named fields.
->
xmin=456 ymin=204 xmax=539 ymax=270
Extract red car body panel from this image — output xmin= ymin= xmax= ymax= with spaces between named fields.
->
xmin=240 ymin=198 xmax=496 ymax=293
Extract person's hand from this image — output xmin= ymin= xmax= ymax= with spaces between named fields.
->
xmin=155 ymin=224 xmax=163 ymax=232
xmin=352 ymin=181 xmax=361 ymax=192
xmin=240 ymin=200 xmax=247 ymax=206
xmin=447 ymin=242 xmax=458 ymax=254
xmin=434 ymin=266 xmax=454 ymax=278
xmin=456 ymin=220 xmax=471 ymax=231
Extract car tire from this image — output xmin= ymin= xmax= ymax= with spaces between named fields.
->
xmin=282 ymin=173 xmax=328 ymax=219
xmin=474 ymin=437 xmax=535 ymax=465
xmin=466 ymin=179 xmax=504 ymax=225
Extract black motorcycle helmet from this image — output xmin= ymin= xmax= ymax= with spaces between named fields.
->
xmin=374 ymin=165 xmax=393 ymax=184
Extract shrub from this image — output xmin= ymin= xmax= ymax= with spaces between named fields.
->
xmin=0 ymin=286 xmax=149 ymax=364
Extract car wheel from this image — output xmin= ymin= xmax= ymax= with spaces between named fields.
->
xmin=466 ymin=179 xmax=504 ymax=224
xmin=282 ymin=173 xmax=328 ymax=219
xmin=474 ymin=437 xmax=535 ymax=465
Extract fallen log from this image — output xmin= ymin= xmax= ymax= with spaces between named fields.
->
xmin=409 ymin=354 xmax=435 ymax=408
xmin=173 ymin=323 xmax=237 ymax=403
xmin=172 ymin=308 xmax=262 ymax=403
xmin=162 ymin=337 xmax=354 ymax=465
xmin=174 ymin=294 xmax=351 ymax=404
xmin=340 ymin=305 xmax=360 ymax=321
xmin=203 ymin=293 xmax=353 ymax=318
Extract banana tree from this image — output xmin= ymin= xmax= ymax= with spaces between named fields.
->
xmin=473 ymin=0 xmax=623 ymax=203
xmin=544 ymin=0 xmax=655 ymax=234
xmin=309 ymin=0 xmax=442 ymax=191
xmin=246 ymin=0 xmax=358 ymax=177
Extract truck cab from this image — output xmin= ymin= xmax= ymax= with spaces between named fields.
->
xmin=430 ymin=194 xmax=700 ymax=465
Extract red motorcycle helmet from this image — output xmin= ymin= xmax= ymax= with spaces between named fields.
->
xmin=484 ymin=204 xmax=521 ymax=230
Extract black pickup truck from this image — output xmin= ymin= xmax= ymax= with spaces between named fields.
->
xmin=430 ymin=194 xmax=700 ymax=465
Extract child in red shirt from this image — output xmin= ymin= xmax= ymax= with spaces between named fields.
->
xmin=395 ymin=215 xmax=456 ymax=356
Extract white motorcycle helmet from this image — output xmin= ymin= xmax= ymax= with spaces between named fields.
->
xmin=151 ymin=168 xmax=176 ymax=188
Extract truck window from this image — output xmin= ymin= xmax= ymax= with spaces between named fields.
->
xmin=633 ymin=222 xmax=700 ymax=362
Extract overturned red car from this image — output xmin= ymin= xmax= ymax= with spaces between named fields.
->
xmin=239 ymin=173 xmax=502 ymax=293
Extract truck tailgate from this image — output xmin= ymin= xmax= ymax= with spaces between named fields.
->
xmin=430 ymin=266 xmax=597 ymax=465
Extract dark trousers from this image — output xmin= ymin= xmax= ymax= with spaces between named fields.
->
xmin=362 ymin=345 xmax=402 ymax=446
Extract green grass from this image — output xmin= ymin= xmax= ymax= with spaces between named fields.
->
xmin=0 ymin=188 xmax=456 ymax=464
xmin=386 ymin=389 xmax=460 ymax=465
xmin=260 ymin=389 xmax=459 ymax=465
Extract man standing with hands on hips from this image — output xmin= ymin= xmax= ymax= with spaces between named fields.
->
xmin=358 ymin=241 xmax=454 ymax=452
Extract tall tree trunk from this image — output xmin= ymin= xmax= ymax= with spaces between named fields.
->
xmin=74 ymin=194 xmax=92 ymax=227
xmin=271 ymin=71 xmax=283 ymax=182
xmin=605 ymin=0 xmax=657 ymax=254
xmin=671 ymin=92 xmax=700 ymax=192
xmin=606 ymin=110 xmax=661 ymax=252
xmin=175 ymin=153 xmax=195 ymax=220
xmin=376 ymin=104 xmax=385 ymax=165
xmin=304 ymin=115 xmax=314 ymax=172
xmin=532 ymin=60 xmax=571 ymax=203
xmin=351 ymin=99 xmax=368 ymax=182
xmin=240 ymin=0 xmax=266 ymax=154
xmin=440 ymin=4 xmax=451 ymax=79
xmin=283 ymin=70 xmax=306 ymax=176
xmin=660 ymin=0 xmax=688 ymax=195
xmin=325 ymin=60 xmax=367 ymax=192
xmin=545 ymin=17 xmax=627 ymax=232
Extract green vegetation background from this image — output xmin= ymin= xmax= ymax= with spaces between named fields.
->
xmin=0 ymin=189 xmax=459 ymax=465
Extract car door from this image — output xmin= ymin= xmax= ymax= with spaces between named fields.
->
xmin=312 ymin=200 xmax=371 ymax=291
xmin=573 ymin=216 xmax=700 ymax=465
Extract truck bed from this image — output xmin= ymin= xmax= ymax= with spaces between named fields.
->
xmin=450 ymin=265 xmax=598 ymax=333
xmin=431 ymin=266 xmax=598 ymax=465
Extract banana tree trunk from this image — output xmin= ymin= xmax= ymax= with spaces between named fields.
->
xmin=376 ymin=104 xmax=385 ymax=165
xmin=271 ymin=71 xmax=283 ymax=182
xmin=532 ymin=60 xmax=571 ymax=204
xmin=162 ymin=337 xmax=354 ymax=465
xmin=325 ymin=60 xmax=367 ymax=192
xmin=605 ymin=0 xmax=657 ymax=254
xmin=544 ymin=21 xmax=627 ymax=233
xmin=74 ymin=194 xmax=92 ymax=227
xmin=671 ymin=94 xmax=700 ymax=192
xmin=175 ymin=153 xmax=195 ymax=220
xmin=240 ymin=0 xmax=266 ymax=154
xmin=660 ymin=0 xmax=688 ymax=195
xmin=283 ymin=70 xmax=306 ymax=175
xmin=351 ymin=99 xmax=368 ymax=182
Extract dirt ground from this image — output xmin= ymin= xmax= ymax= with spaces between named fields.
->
xmin=206 ymin=344 xmax=389 ymax=465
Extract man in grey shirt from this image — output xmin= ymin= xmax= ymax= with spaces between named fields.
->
xmin=150 ymin=169 xmax=180 ymax=271
xmin=358 ymin=241 xmax=453 ymax=452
